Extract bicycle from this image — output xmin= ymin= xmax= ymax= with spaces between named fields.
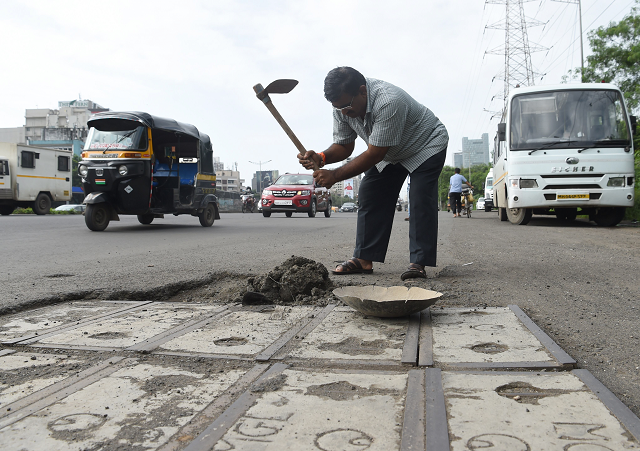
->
xmin=461 ymin=188 xmax=473 ymax=218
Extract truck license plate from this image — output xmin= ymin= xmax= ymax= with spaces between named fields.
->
xmin=557 ymin=193 xmax=589 ymax=200
xmin=274 ymin=200 xmax=292 ymax=205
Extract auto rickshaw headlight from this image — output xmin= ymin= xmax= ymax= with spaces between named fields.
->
xmin=78 ymin=165 xmax=88 ymax=177
xmin=118 ymin=165 xmax=128 ymax=176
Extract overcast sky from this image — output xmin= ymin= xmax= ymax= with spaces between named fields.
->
xmin=0 ymin=0 xmax=635 ymax=189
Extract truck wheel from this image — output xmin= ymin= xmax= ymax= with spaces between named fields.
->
xmin=0 ymin=205 xmax=15 ymax=216
xmin=506 ymin=207 xmax=532 ymax=225
xmin=498 ymin=207 xmax=508 ymax=221
xmin=137 ymin=214 xmax=154 ymax=225
xmin=593 ymin=207 xmax=625 ymax=227
xmin=324 ymin=202 xmax=332 ymax=217
xmin=199 ymin=203 xmax=215 ymax=227
xmin=308 ymin=200 xmax=317 ymax=218
xmin=33 ymin=193 xmax=51 ymax=215
xmin=485 ymin=206 xmax=491 ymax=212
xmin=85 ymin=204 xmax=110 ymax=231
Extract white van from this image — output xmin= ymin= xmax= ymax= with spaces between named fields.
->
xmin=492 ymin=83 xmax=636 ymax=226
xmin=0 ymin=143 xmax=72 ymax=215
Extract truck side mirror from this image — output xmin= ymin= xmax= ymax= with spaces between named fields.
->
xmin=630 ymin=116 xmax=637 ymax=135
xmin=497 ymin=123 xmax=506 ymax=142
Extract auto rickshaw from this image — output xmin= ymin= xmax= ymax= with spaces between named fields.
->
xmin=79 ymin=112 xmax=220 ymax=231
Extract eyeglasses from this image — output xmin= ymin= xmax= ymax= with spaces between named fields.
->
xmin=332 ymin=95 xmax=356 ymax=111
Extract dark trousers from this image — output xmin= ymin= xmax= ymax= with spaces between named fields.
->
xmin=450 ymin=192 xmax=462 ymax=214
xmin=354 ymin=149 xmax=447 ymax=267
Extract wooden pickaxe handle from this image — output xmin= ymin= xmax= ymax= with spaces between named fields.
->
xmin=253 ymin=83 xmax=319 ymax=171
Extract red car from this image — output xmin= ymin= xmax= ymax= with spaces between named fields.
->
xmin=261 ymin=173 xmax=332 ymax=218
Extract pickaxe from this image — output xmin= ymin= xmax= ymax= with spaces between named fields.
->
xmin=253 ymin=79 xmax=319 ymax=171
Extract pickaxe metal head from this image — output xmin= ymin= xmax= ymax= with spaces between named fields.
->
xmin=253 ymin=79 xmax=299 ymax=102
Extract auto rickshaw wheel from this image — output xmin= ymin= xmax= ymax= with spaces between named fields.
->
xmin=199 ymin=203 xmax=215 ymax=227
xmin=137 ymin=214 xmax=154 ymax=225
xmin=85 ymin=204 xmax=110 ymax=231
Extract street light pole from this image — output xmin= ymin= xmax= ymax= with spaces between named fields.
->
xmin=249 ymin=160 xmax=272 ymax=193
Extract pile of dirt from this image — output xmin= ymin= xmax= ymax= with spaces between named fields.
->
xmin=245 ymin=256 xmax=334 ymax=305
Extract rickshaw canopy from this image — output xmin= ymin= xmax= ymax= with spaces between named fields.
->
xmin=87 ymin=111 xmax=212 ymax=152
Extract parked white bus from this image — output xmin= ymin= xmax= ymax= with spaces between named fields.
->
xmin=492 ymin=83 xmax=636 ymax=226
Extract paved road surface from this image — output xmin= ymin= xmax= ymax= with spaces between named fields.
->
xmin=1 ymin=209 xmax=639 ymax=418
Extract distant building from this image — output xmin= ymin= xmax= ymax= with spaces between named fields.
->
xmin=331 ymin=158 xmax=361 ymax=199
xmin=461 ymin=133 xmax=489 ymax=167
xmin=216 ymin=170 xmax=244 ymax=192
xmin=212 ymin=157 xmax=225 ymax=172
xmin=0 ymin=99 xmax=108 ymax=155
xmin=453 ymin=151 xmax=463 ymax=169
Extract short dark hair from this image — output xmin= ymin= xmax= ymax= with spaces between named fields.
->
xmin=454 ymin=167 xmax=461 ymax=173
xmin=324 ymin=67 xmax=366 ymax=102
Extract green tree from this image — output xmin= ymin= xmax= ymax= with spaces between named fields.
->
xmin=566 ymin=1 xmax=640 ymax=114
xmin=72 ymin=154 xmax=82 ymax=187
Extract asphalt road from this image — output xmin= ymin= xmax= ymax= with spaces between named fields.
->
xmin=1 ymin=209 xmax=639 ymax=417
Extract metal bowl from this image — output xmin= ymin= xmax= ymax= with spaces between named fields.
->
xmin=333 ymin=286 xmax=442 ymax=318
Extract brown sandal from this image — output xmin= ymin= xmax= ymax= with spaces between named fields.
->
xmin=401 ymin=263 xmax=426 ymax=280
xmin=332 ymin=258 xmax=374 ymax=275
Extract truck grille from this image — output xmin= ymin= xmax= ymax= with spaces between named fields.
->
xmin=0 ymin=189 xmax=12 ymax=199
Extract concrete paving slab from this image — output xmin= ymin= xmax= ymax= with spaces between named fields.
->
xmin=286 ymin=306 xmax=409 ymax=364
xmin=0 ymin=357 xmax=252 ymax=451
xmin=441 ymin=370 xmax=640 ymax=450
xmin=191 ymin=366 xmax=409 ymax=451
xmin=156 ymin=306 xmax=315 ymax=358
xmin=0 ymin=301 xmax=146 ymax=344
xmin=32 ymin=303 xmax=223 ymax=350
xmin=429 ymin=307 xmax=566 ymax=369
xmin=0 ymin=352 xmax=86 ymax=407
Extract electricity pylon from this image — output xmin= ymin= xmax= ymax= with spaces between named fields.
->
xmin=485 ymin=0 xmax=547 ymax=116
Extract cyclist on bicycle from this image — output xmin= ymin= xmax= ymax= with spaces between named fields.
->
xmin=449 ymin=168 xmax=474 ymax=218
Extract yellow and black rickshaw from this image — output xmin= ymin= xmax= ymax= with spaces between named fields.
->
xmin=79 ymin=112 xmax=219 ymax=231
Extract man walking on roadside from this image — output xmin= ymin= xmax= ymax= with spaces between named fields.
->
xmin=298 ymin=66 xmax=448 ymax=280
xmin=449 ymin=168 xmax=473 ymax=217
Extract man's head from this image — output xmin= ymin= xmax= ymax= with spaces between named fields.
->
xmin=454 ymin=168 xmax=461 ymax=174
xmin=324 ymin=66 xmax=367 ymax=119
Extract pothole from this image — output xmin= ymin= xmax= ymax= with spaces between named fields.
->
xmin=471 ymin=342 xmax=508 ymax=354
xmin=214 ymin=337 xmax=248 ymax=347
xmin=88 ymin=332 xmax=129 ymax=340
xmin=495 ymin=381 xmax=569 ymax=405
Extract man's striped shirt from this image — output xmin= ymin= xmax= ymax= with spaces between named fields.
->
xmin=332 ymin=77 xmax=448 ymax=173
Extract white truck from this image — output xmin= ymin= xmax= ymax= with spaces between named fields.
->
xmin=0 ymin=143 xmax=73 ymax=215
xmin=492 ymin=83 xmax=636 ymax=226
xmin=484 ymin=168 xmax=494 ymax=212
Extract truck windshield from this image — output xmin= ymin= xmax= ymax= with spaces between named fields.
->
xmin=510 ymin=90 xmax=631 ymax=150
xmin=84 ymin=126 xmax=147 ymax=151
xmin=486 ymin=177 xmax=493 ymax=188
